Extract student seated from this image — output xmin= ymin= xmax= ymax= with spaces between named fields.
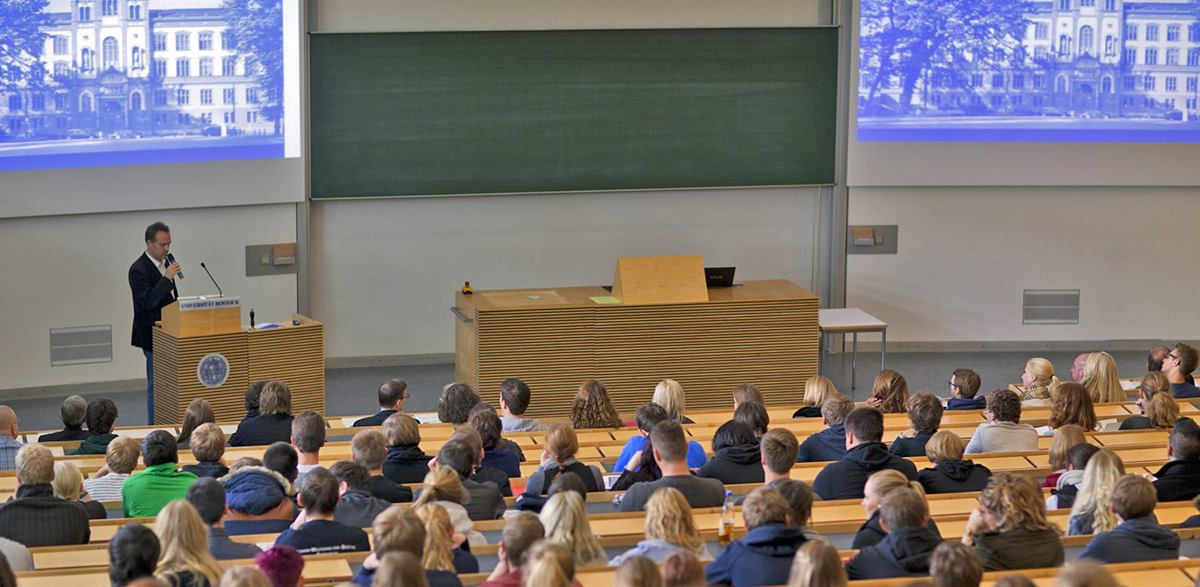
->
xmin=609 ymin=487 xmax=713 ymax=565
xmin=221 ymin=464 xmax=296 ymax=536
xmin=786 ymin=540 xmax=846 ymax=587
xmin=1017 ymin=358 xmax=1057 ymax=403
xmin=962 ymin=473 xmax=1064 ymax=571
xmin=698 ymin=421 xmax=764 ymax=485
xmin=38 ymin=395 xmax=90 ymax=441
xmin=758 ymin=429 xmax=800 ymax=489
xmin=185 ymin=478 xmax=263 ymax=560
xmin=1048 ymin=382 xmax=1099 ymax=434
xmin=1081 ymin=352 xmax=1124 ymax=403
xmin=613 ymin=403 xmax=707 ymax=473
xmin=774 ymin=479 xmax=828 ymax=544
xmin=181 ymin=423 xmax=229 ymax=479
xmin=449 ymin=426 xmax=513 ymax=497
xmin=82 ymin=435 xmax=141 ymax=502
xmin=846 ymin=487 xmax=941 ymax=579
xmin=470 ymin=406 xmax=521 ymax=478
xmin=263 ymin=442 xmax=300 ymax=492
xmin=0 ymin=444 xmax=90 ymax=547
xmin=352 ymin=505 xmax=464 ymax=587
xmin=1079 ymin=474 xmax=1180 ymax=563
xmin=734 ymin=402 xmax=769 ymax=438
xmin=797 ymin=395 xmax=855 ymax=463
xmin=654 ymin=378 xmax=695 ymax=424
xmin=929 ymin=541 xmax=984 ymax=587
xmin=351 ymin=429 xmax=413 ymax=503
xmin=414 ymin=466 xmax=485 ymax=545
xmin=426 ymin=439 xmax=505 ymax=520
xmin=439 ymin=382 xmax=482 ymax=425
xmin=541 ymin=490 xmax=608 ymax=567
xmin=570 ymin=379 xmax=625 ymax=429
xmin=329 ymin=460 xmax=391 ymax=529
xmin=152 ymin=500 xmax=225 ymax=587
xmin=792 ymin=376 xmax=840 ymax=418
xmin=275 ymin=467 xmax=370 ymax=555
xmin=175 ymin=398 xmax=215 ymax=450
xmin=1179 ymin=494 xmax=1200 ymax=528
xmin=1120 ymin=373 xmax=1169 ymax=430
xmin=523 ymin=543 xmax=579 ymax=587
xmin=73 ymin=397 xmax=119 ymax=455
xmin=1163 ymin=343 xmax=1200 ymax=398
xmin=416 ymin=503 xmax=479 ymax=574
xmin=610 ymin=435 xmax=663 ymax=493
xmin=964 ymin=389 xmax=1038 ymax=454
xmin=812 ymin=407 xmax=918 ymax=500
xmin=1046 ymin=443 xmax=1100 ymax=510
xmin=946 ymin=369 xmax=985 ymax=410
xmin=498 ymin=378 xmax=547 ymax=433
xmin=228 ymin=381 xmax=294 ymax=447
xmin=1043 ymin=425 xmax=1086 ymax=488
xmin=52 ymin=461 xmax=106 ymax=519
xmin=470 ymin=402 xmax=526 ymax=460
xmin=353 ymin=378 xmax=408 ymax=427
xmin=853 ymin=469 xmax=940 ymax=549
xmin=122 ymin=430 xmax=199 ymax=518
xmin=919 ymin=431 xmax=991 ymax=494
xmin=1066 ymin=449 xmax=1124 ymax=536
xmin=381 ymin=412 xmax=433 ymax=484
xmin=291 ymin=410 xmax=326 ymax=484
xmin=615 ymin=556 xmax=660 ymax=587
xmin=890 ymin=391 xmax=943 ymax=457
xmin=618 ymin=420 xmax=725 ymax=512
xmin=733 ymin=383 xmax=765 ymax=410
xmin=479 ymin=513 xmax=549 ymax=587
xmin=866 ymin=369 xmax=909 ymax=414
xmin=1055 ymin=561 xmax=1118 ymax=587
xmin=1151 ymin=416 xmax=1200 ymax=502
xmin=526 ymin=423 xmax=604 ymax=494
xmin=255 ymin=546 xmax=304 ymax=587
xmin=705 ymin=487 xmax=807 ymax=587
xmin=108 ymin=524 xmax=160 ymax=587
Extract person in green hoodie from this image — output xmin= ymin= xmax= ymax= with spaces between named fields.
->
xmin=122 ymin=430 xmax=198 ymax=518
xmin=73 ymin=398 xmax=119 ymax=455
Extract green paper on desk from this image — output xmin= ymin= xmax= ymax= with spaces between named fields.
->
xmin=590 ymin=296 xmax=621 ymax=304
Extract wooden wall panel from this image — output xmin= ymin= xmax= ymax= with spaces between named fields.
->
xmin=248 ymin=319 xmax=325 ymax=417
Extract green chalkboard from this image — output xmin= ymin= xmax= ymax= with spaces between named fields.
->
xmin=309 ymin=28 xmax=838 ymax=198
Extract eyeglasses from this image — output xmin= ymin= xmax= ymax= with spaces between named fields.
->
xmin=1169 ymin=354 xmax=1180 ymax=361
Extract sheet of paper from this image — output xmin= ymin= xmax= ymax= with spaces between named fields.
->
xmin=412 ymin=412 xmax=441 ymax=424
xmin=1120 ymin=379 xmax=1140 ymax=391
xmin=341 ymin=417 xmax=361 ymax=428
xmin=590 ymin=296 xmax=621 ymax=304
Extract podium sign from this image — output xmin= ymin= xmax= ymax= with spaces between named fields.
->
xmin=160 ymin=296 xmax=240 ymax=337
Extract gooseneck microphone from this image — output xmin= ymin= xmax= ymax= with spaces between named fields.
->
xmin=165 ymin=253 xmax=183 ymax=279
xmin=250 ymin=309 xmax=256 ymax=330
xmin=200 ymin=262 xmax=222 ymax=298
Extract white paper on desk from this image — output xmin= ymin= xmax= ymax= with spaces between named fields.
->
xmin=256 ymin=542 xmax=274 ymax=550
xmin=1120 ymin=379 xmax=1140 ymax=391
xmin=603 ymin=474 xmax=621 ymax=491
xmin=1099 ymin=419 xmax=1121 ymax=432
xmin=341 ymin=417 xmax=361 ymax=428
xmin=412 ymin=412 xmax=441 ymax=424
xmin=1036 ymin=425 xmax=1053 ymax=436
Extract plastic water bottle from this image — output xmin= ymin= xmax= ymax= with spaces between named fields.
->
xmin=718 ymin=490 xmax=735 ymax=546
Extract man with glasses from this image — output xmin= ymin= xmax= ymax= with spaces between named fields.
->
xmin=1163 ymin=344 xmax=1200 ymax=399
xmin=946 ymin=368 xmax=985 ymax=410
xmin=353 ymin=379 xmax=409 ymax=427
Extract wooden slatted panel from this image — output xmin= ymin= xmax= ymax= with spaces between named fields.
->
xmin=473 ymin=307 xmax=595 ymax=419
xmin=248 ymin=320 xmax=325 ymax=416
xmin=153 ymin=328 xmax=249 ymax=424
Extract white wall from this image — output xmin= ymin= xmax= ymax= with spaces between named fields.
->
xmin=846 ymin=186 xmax=1200 ymax=344
xmin=0 ymin=204 xmax=299 ymax=391
xmin=311 ymin=189 xmax=822 ymax=359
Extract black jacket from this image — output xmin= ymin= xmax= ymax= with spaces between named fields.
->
xmin=129 ymin=253 xmax=178 ymax=350
xmin=1119 ymin=415 xmax=1152 ymax=430
xmin=792 ymin=406 xmax=823 ymax=418
xmin=382 ymin=445 xmax=432 ymax=484
xmin=797 ymin=425 xmax=847 ymax=463
xmin=918 ymin=460 xmax=992 ymax=494
xmin=0 ymin=484 xmax=91 ymax=547
xmin=369 ymin=475 xmax=413 ymax=503
xmin=846 ymin=526 xmax=942 ymax=579
xmin=472 ymin=466 xmax=513 ymax=497
xmin=1152 ymin=459 xmax=1200 ymax=502
xmin=334 ymin=489 xmax=391 ymax=529
xmin=183 ymin=461 xmax=230 ymax=479
xmin=1079 ymin=517 xmax=1180 ymax=563
xmin=228 ymin=413 xmax=294 ymax=447
xmin=38 ymin=426 xmax=90 ymax=442
xmin=697 ymin=443 xmax=765 ymax=485
xmin=851 ymin=510 xmax=941 ymax=549
xmin=353 ymin=410 xmax=397 ymax=427
xmin=889 ymin=431 xmax=934 ymax=457
xmin=812 ymin=442 xmax=918 ymax=500
xmin=973 ymin=527 xmax=1064 ymax=571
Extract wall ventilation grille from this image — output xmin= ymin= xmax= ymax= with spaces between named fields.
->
xmin=1023 ymin=290 xmax=1080 ymax=325
xmin=50 ymin=325 xmax=113 ymax=366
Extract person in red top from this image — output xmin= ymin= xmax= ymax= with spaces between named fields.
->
xmin=480 ymin=513 xmax=583 ymax=587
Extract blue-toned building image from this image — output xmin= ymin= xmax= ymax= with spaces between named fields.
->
xmin=858 ymin=0 xmax=1200 ymax=142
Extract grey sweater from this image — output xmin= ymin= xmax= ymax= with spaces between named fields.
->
xmin=964 ymin=421 xmax=1038 ymax=454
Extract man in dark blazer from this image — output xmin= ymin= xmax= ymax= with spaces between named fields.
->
xmin=129 ymin=221 xmax=180 ymax=425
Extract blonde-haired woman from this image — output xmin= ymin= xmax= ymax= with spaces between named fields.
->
xmin=787 ymin=540 xmax=848 ymax=587
xmin=865 ymin=369 xmax=908 ymax=413
xmin=1067 ymin=449 xmax=1125 ymax=535
xmin=154 ymin=500 xmax=224 ymax=587
xmin=52 ymin=460 xmax=107 ymax=519
xmin=540 ymin=490 xmax=607 ymax=567
xmin=610 ymin=487 xmax=712 ymax=565
xmin=526 ymin=423 xmax=605 ymax=494
xmin=963 ymin=473 xmax=1064 ymax=570
xmin=654 ymin=379 xmax=693 ymax=424
xmin=1048 ymin=382 xmax=1099 ymax=433
xmin=1121 ymin=372 xmax=1173 ymax=430
xmin=793 ymin=376 xmax=841 ymax=418
xmin=1082 ymin=352 xmax=1125 ymax=404
xmin=372 ymin=552 xmax=430 ymax=587
xmin=852 ymin=469 xmax=934 ymax=549
xmin=1146 ymin=392 xmax=1181 ymax=429
xmin=414 ymin=503 xmax=478 ymax=574
xmin=1019 ymin=358 xmax=1059 ymax=404
xmin=1043 ymin=425 xmax=1087 ymax=488
xmin=570 ymin=379 xmax=624 ymax=429
xmin=524 ymin=542 xmax=577 ymax=587
xmin=412 ymin=465 xmax=484 ymax=546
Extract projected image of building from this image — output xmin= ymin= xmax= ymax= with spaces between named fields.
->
xmin=0 ymin=0 xmax=280 ymax=142
xmin=858 ymin=0 xmax=1200 ymax=123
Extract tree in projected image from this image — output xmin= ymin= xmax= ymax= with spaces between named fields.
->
xmin=222 ymin=0 xmax=284 ymax=136
xmin=860 ymin=0 xmax=1031 ymax=114
xmin=0 ymin=0 xmax=51 ymax=94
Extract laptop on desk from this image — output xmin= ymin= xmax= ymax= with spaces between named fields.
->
xmin=705 ymin=267 xmax=736 ymax=288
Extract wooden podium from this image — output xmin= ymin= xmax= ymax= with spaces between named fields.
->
xmin=454 ymin=256 xmax=820 ymax=419
xmin=152 ymin=297 xmax=324 ymax=424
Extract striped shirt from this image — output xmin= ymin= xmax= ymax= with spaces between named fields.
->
xmin=0 ymin=436 xmax=22 ymax=471
xmin=82 ymin=473 xmax=130 ymax=503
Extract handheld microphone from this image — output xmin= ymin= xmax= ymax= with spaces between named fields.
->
xmin=200 ymin=262 xmax=222 ymax=298
xmin=165 ymin=253 xmax=183 ymax=279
